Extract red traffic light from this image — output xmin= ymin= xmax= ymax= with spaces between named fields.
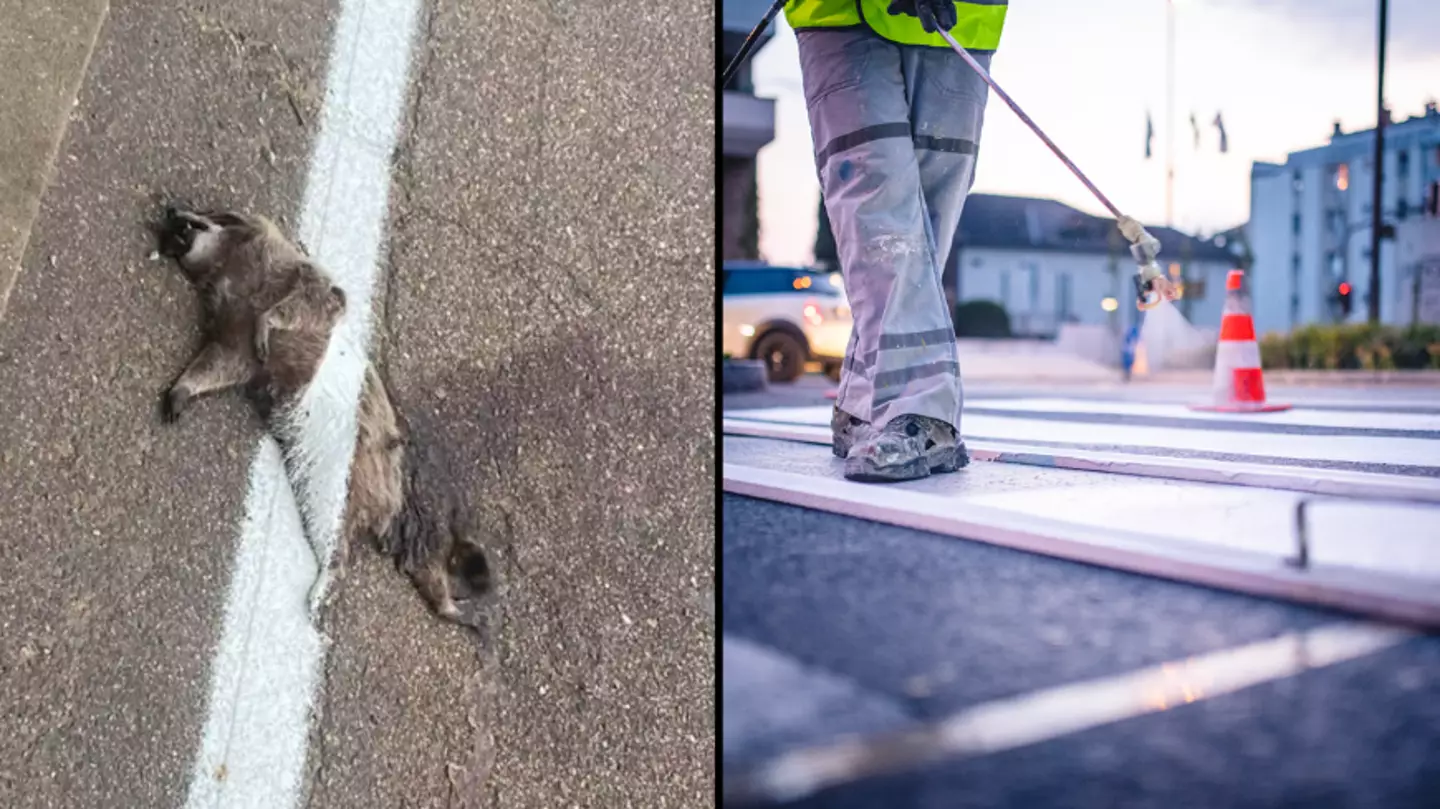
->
xmin=1338 ymin=282 xmax=1352 ymax=296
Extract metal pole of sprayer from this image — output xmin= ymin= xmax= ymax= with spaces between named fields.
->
xmin=719 ymin=0 xmax=789 ymax=91
xmin=921 ymin=6 xmax=1181 ymax=311
xmin=924 ymin=11 xmax=1120 ymax=218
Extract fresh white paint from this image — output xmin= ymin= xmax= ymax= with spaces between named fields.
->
xmin=719 ymin=417 xmax=1440 ymax=503
xmin=963 ymin=397 xmax=1440 ymax=432
xmin=183 ymin=0 xmax=422 ymax=806
xmin=722 ymin=405 xmax=1440 ymax=467
xmin=722 ymin=461 xmax=1440 ymax=627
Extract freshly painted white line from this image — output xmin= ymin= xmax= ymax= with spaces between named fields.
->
xmin=723 ymin=431 xmax=1440 ymax=578
xmin=968 ymin=397 xmax=1440 ymax=432
xmin=733 ymin=622 xmax=1414 ymax=803
xmin=720 ymin=418 xmax=1440 ymax=503
xmin=183 ymin=0 xmax=422 ymax=806
xmin=723 ymin=406 xmax=1440 ymax=468
xmin=722 ymin=462 xmax=1440 ymax=628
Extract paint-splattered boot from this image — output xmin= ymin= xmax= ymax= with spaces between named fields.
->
xmin=831 ymin=405 xmax=867 ymax=459
xmin=843 ymin=414 xmax=970 ymax=483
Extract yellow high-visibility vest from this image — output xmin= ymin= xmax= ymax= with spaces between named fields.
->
xmin=784 ymin=0 xmax=1007 ymax=51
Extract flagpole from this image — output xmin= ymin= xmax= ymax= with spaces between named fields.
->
xmin=1165 ymin=0 xmax=1175 ymax=228
xmin=1367 ymin=0 xmax=1388 ymax=324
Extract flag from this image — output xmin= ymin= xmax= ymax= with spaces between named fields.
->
xmin=1190 ymin=113 xmax=1201 ymax=149
xmin=1145 ymin=111 xmax=1154 ymax=159
xmin=1213 ymin=112 xmax=1229 ymax=153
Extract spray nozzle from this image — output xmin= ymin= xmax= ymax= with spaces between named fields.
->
xmin=1117 ymin=215 xmax=1183 ymax=311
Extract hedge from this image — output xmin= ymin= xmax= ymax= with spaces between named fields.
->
xmin=953 ymin=299 xmax=1012 ymax=338
xmin=1258 ymin=323 xmax=1440 ymax=371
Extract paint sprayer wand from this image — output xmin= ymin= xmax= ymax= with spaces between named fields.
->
xmin=922 ymin=8 xmax=1182 ymax=311
xmin=720 ymin=0 xmax=788 ymax=92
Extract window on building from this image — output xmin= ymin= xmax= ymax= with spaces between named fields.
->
xmin=1187 ymin=277 xmax=1206 ymax=301
xmin=1399 ymin=150 xmax=1410 ymax=176
xmin=1292 ymin=172 xmax=1303 ymax=193
xmin=1292 ymin=213 xmax=1302 ymax=234
xmin=1290 ymin=293 xmax=1300 ymax=322
xmin=1292 ymin=254 xmax=1301 ymax=277
xmin=1057 ymin=274 xmax=1072 ymax=321
xmin=1399 ymin=198 xmax=1410 ymax=220
xmin=1336 ymin=164 xmax=1350 ymax=191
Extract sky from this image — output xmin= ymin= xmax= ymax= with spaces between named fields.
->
xmin=748 ymin=0 xmax=1440 ymax=266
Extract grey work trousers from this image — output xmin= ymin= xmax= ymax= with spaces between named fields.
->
xmin=797 ymin=27 xmax=991 ymax=431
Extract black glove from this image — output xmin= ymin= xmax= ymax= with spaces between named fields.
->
xmin=886 ymin=0 xmax=957 ymax=34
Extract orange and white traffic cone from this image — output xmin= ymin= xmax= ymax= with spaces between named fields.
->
xmin=1190 ymin=270 xmax=1290 ymax=413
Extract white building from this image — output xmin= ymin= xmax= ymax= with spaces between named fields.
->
xmin=1248 ymin=104 xmax=1440 ymax=335
xmin=946 ymin=194 xmax=1237 ymax=338
xmin=1395 ymin=217 xmax=1440 ymax=325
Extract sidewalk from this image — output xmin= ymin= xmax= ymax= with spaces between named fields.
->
xmin=1141 ymin=368 xmax=1440 ymax=387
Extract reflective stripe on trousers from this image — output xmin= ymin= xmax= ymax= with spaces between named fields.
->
xmin=797 ymin=28 xmax=990 ymax=430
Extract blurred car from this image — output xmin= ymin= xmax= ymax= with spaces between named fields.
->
xmin=722 ymin=261 xmax=852 ymax=383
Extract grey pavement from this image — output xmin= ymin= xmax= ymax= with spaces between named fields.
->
xmin=0 ymin=1 xmax=713 ymax=808
xmin=722 ymin=495 xmax=1440 ymax=808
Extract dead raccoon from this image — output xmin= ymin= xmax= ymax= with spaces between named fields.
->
xmin=152 ymin=205 xmax=345 ymax=421
xmin=152 ymin=204 xmax=494 ymax=631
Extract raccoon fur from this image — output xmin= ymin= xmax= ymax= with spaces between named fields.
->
xmin=152 ymin=204 xmax=494 ymax=630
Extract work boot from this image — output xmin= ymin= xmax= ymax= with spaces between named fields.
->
xmin=843 ymin=414 xmax=970 ymax=483
xmin=831 ymin=405 xmax=867 ymax=459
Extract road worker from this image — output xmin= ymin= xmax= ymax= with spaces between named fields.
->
xmin=785 ymin=0 xmax=1007 ymax=481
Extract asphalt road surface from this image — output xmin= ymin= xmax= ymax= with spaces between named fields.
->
xmin=0 ymin=1 xmax=713 ymax=807
xmin=722 ymin=386 xmax=1440 ymax=808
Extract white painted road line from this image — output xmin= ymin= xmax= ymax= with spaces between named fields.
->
xmin=182 ymin=0 xmax=422 ymax=806
xmin=729 ymin=621 xmax=1415 ymax=804
xmin=969 ymin=397 xmax=1440 ymax=432
xmin=723 ymin=406 xmax=1440 ymax=468
xmin=722 ymin=462 xmax=1440 ymax=628
xmin=720 ymin=418 xmax=1440 ymax=503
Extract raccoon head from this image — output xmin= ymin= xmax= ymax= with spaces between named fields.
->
xmin=153 ymin=204 xmax=268 ymax=281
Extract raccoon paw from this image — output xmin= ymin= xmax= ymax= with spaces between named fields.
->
xmin=162 ymin=386 xmax=191 ymax=424
xmin=254 ymin=328 xmax=270 ymax=364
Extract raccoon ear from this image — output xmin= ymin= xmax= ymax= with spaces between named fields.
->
xmin=329 ymin=286 xmax=347 ymax=312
